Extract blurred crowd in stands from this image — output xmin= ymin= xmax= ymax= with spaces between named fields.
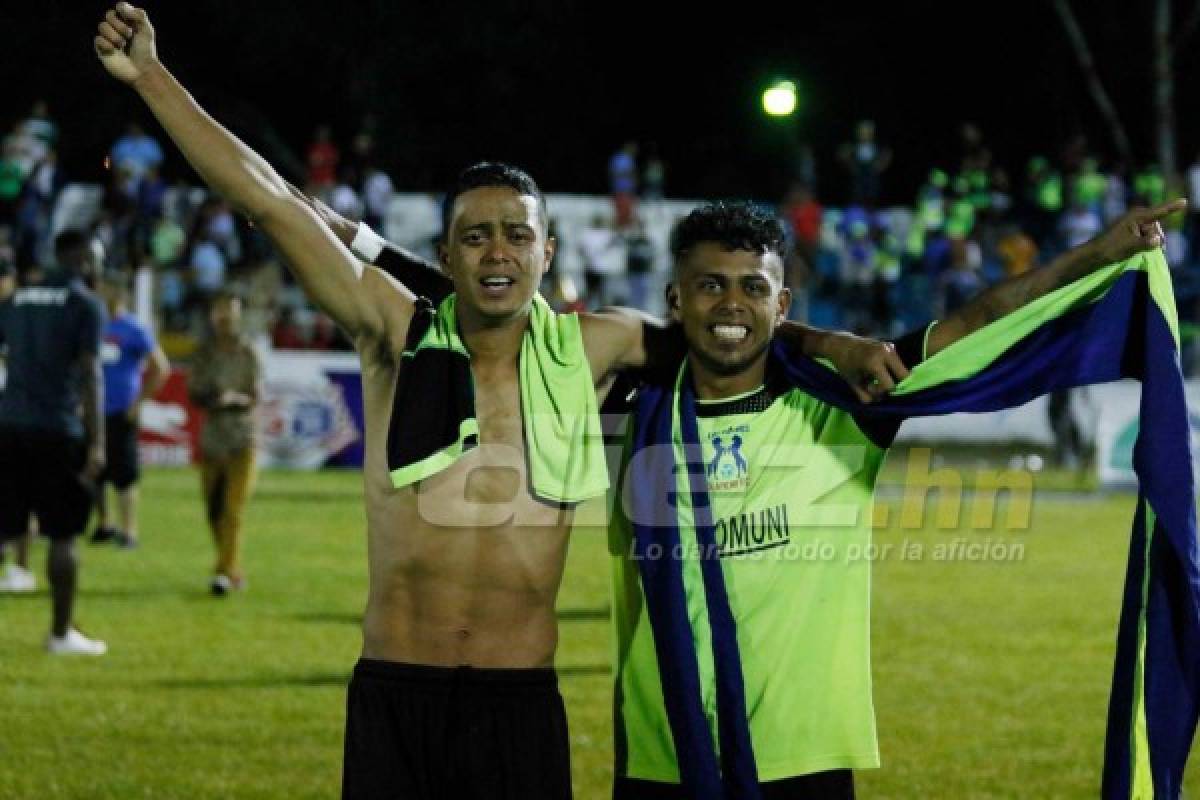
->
xmin=5 ymin=105 xmax=1200 ymax=371
xmin=789 ymin=120 xmax=1198 ymax=343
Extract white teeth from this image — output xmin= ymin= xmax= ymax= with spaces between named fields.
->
xmin=712 ymin=325 xmax=748 ymax=340
xmin=481 ymin=277 xmax=514 ymax=287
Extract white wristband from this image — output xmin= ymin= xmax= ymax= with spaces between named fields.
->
xmin=350 ymin=223 xmax=387 ymax=263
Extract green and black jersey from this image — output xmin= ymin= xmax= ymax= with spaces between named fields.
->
xmin=609 ymin=329 xmax=928 ymax=783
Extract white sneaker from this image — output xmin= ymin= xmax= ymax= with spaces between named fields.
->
xmin=46 ymin=628 xmax=107 ymax=656
xmin=0 ymin=564 xmax=36 ymax=593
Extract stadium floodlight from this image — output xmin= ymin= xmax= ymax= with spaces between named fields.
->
xmin=762 ymin=80 xmax=798 ymax=117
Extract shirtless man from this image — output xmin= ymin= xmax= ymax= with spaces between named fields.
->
xmin=94 ymin=6 xmax=903 ymax=797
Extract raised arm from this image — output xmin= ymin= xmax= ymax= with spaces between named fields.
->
xmin=93 ymin=4 xmax=410 ymax=345
xmin=286 ymin=183 xmax=454 ymax=303
xmin=926 ymin=200 xmax=1187 ymax=357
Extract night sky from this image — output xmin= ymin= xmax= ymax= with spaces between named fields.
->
xmin=4 ymin=1 xmax=1195 ymax=206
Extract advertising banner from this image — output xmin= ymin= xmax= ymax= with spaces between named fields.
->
xmin=138 ymin=351 xmax=363 ymax=469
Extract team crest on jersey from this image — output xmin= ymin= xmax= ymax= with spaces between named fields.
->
xmin=706 ymin=424 xmax=750 ymax=491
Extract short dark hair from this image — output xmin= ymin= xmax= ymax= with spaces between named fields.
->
xmin=441 ymin=162 xmax=547 ymax=239
xmin=669 ymin=201 xmax=789 ymax=267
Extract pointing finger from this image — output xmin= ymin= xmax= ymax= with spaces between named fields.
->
xmin=1142 ymin=198 xmax=1187 ymax=223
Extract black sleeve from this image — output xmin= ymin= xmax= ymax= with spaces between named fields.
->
xmin=373 ymin=243 xmax=454 ymax=305
xmin=599 ymin=323 xmax=687 ymax=419
xmin=641 ymin=321 xmax=688 ymax=377
xmin=890 ymin=323 xmax=932 ymax=368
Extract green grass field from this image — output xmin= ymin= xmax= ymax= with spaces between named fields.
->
xmin=1 ymin=463 xmax=1197 ymax=798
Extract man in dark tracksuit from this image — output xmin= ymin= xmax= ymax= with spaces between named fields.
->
xmin=0 ymin=230 xmax=108 ymax=654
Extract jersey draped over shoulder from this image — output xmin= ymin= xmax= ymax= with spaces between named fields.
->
xmin=387 ymin=293 xmax=609 ymax=505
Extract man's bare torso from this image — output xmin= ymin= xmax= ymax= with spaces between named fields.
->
xmin=356 ymin=320 xmax=607 ymax=668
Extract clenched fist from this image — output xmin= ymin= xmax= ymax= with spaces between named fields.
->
xmin=94 ymin=2 xmax=157 ymax=85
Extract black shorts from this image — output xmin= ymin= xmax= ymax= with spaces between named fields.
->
xmin=0 ymin=426 xmax=94 ymax=540
xmin=101 ymin=412 xmax=140 ymax=490
xmin=614 ymin=770 xmax=854 ymax=800
xmin=342 ymin=658 xmax=572 ymax=800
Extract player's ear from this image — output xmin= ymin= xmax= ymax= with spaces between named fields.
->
xmin=775 ymin=287 xmax=792 ymax=327
xmin=542 ymin=235 xmax=556 ymax=275
xmin=666 ymin=282 xmax=682 ymax=323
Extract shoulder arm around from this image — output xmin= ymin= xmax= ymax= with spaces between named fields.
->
xmin=579 ymin=307 xmax=678 ymax=385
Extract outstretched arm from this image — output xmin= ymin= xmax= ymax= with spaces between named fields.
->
xmin=926 ymin=200 xmax=1187 ymax=357
xmin=94 ymin=4 xmax=410 ymax=344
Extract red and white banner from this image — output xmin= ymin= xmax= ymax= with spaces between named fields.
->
xmin=138 ymin=368 xmax=200 ymax=466
xmin=137 ymin=351 xmax=362 ymax=470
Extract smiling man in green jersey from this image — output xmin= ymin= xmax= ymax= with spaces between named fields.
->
xmin=608 ymin=199 xmax=1182 ymax=799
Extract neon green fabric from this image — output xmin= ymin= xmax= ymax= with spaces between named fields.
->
xmin=1131 ymin=502 xmax=1155 ymax=799
xmin=387 ymin=417 xmax=480 ymax=489
xmin=518 ymin=296 xmax=610 ymax=502
xmin=612 ymin=249 xmax=1182 ymax=789
xmin=611 ymin=381 xmax=888 ymax=782
xmin=389 ymin=293 xmax=608 ymax=504
xmin=894 ymin=250 xmax=1170 ymax=395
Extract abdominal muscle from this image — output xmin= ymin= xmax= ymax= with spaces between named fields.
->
xmin=343 ymin=269 xmax=635 ymax=669
xmin=357 ymin=352 xmax=575 ymax=668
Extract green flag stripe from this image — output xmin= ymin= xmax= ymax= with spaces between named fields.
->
xmin=1130 ymin=502 xmax=1156 ymax=799
xmin=893 ymin=251 xmax=1167 ymax=396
